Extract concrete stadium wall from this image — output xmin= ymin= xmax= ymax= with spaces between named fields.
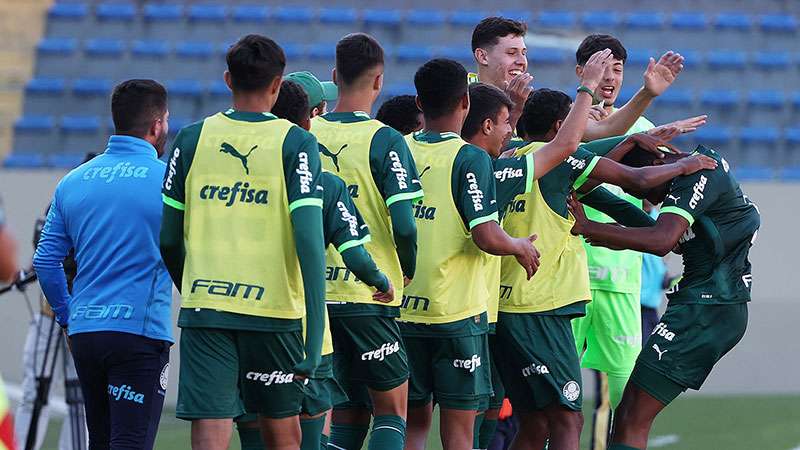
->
xmin=0 ymin=170 xmax=797 ymax=407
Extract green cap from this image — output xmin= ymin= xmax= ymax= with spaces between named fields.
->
xmin=285 ymin=71 xmax=338 ymax=108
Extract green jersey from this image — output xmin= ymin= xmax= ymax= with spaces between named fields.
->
xmin=492 ymin=153 xmax=534 ymax=220
xmin=321 ymin=171 xmax=370 ymax=252
xmin=659 ymin=145 xmax=760 ymax=305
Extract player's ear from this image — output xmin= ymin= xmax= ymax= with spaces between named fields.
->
xmin=415 ymin=95 xmax=423 ymax=112
xmin=482 ymin=118 xmax=493 ymax=136
xmin=462 ymin=91 xmax=470 ymax=113
xmin=331 ymin=68 xmax=338 ymax=86
xmin=474 ymin=47 xmax=488 ymax=66
xmin=553 ymin=119 xmax=564 ymax=133
xmin=374 ymin=72 xmax=383 ymax=92
xmin=269 ymin=75 xmax=282 ymax=96
xmin=223 ymin=71 xmax=233 ymax=91
xmin=575 ymin=65 xmax=583 ymax=79
xmin=300 ymin=116 xmax=311 ymax=131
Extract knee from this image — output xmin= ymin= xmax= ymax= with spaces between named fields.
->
xmin=548 ymin=409 xmax=583 ymax=433
xmin=332 ymin=407 xmax=372 ymax=426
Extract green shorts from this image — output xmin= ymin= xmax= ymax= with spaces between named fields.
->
xmin=177 ymin=327 xmax=306 ymax=420
xmin=631 ymin=302 xmax=748 ymax=405
xmin=572 ymin=290 xmax=642 ymax=376
xmin=330 ymin=315 xmax=408 ymax=409
xmin=495 ymin=312 xmax=583 ymax=412
xmin=403 ymin=332 xmax=492 ymax=410
xmin=487 ymin=333 xmax=505 ymax=410
xmin=302 ymin=356 xmax=349 ymax=416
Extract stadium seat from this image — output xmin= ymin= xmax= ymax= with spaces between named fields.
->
xmin=13 ymin=115 xmax=56 ymax=154
xmin=528 ymin=47 xmax=568 ymax=87
xmin=188 ymin=4 xmax=226 ymax=22
xmin=436 ymin=46 xmax=473 ymax=64
xmin=61 ymin=115 xmax=105 ymax=153
xmin=792 ymin=92 xmax=800 ymax=111
xmin=625 ymin=48 xmax=654 ymax=71
xmin=778 ymin=166 xmax=800 ymax=182
xmin=84 ymin=39 xmax=126 ymax=74
xmin=623 ymin=12 xmax=665 ymax=29
xmin=714 ymin=12 xmax=752 ymax=31
xmin=656 ymin=88 xmax=694 ymax=106
xmin=700 ymin=89 xmax=739 ymax=108
xmin=173 ymin=41 xmax=215 ymax=79
xmin=746 ymin=90 xmax=787 ymax=126
xmin=363 ymin=9 xmax=403 ymax=46
xmin=127 ymin=40 xmax=170 ymax=80
xmin=36 ymin=37 xmax=78 ymax=76
xmin=670 ymin=12 xmax=708 ymax=30
xmin=581 ymin=11 xmax=622 ymax=30
xmin=144 ymin=4 xmax=183 ymax=22
xmin=693 ymin=126 xmax=734 ymax=144
xmin=3 ymin=153 xmax=47 ymax=169
xmin=319 ymin=8 xmax=358 ymax=24
xmin=226 ymin=5 xmax=269 ymax=42
xmin=537 ymin=11 xmax=577 ymax=29
xmin=271 ymin=6 xmax=315 ymax=42
xmin=753 ymin=51 xmax=791 ymax=70
xmin=71 ymin=78 xmax=112 ymax=116
xmin=396 ymin=45 xmax=434 ymax=62
xmin=707 ymin=50 xmax=747 ymax=69
xmin=93 ymin=2 xmax=138 ymax=39
xmin=734 ymin=165 xmax=774 ymax=181
xmin=739 ymin=126 xmax=780 ymax=145
xmin=497 ymin=10 xmax=533 ymax=25
xmin=186 ymin=4 xmax=227 ymax=40
xmin=167 ymin=80 xmax=203 ymax=118
xmin=713 ymin=12 xmax=752 ymax=49
xmin=14 ymin=115 xmax=54 ymax=132
xmin=46 ymin=2 xmax=89 ymax=37
xmin=50 ymin=153 xmax=88 ymax=169
xmin=96 ymin=2 xmax=136 ymax=22
xmin=273 ymin=6 xmax=314 ymax=23
xmin=786 ymin=128 xmax=800 ymax=144
xmin=317 ymin=8 xmax=359 ymax=42
xmin=449 ymin=11 xmax=490 ymax=28
xmin=747 ymin=90 xmax=785 ymax=109
xmin=615 ymin=87 xmax=638 ymax=105
xmin=529 ymin=48 xmax=567 ymax=65
xmin=384 ymin=83 xmax=416 ymax=98
xmin=677 ymin=49 xmax=703 ymax=69
xmin=403 ymin=10 xmax=448 ymax=44
xmin=759 ymin=14 xmax=798 ymax=33
xmin=24 ymin=78 xmax=67 ymax=115
xmin=203 ymin=81 xmax=230 ymax=117
xmin=143 ymin=4 xmax=184 ymax=40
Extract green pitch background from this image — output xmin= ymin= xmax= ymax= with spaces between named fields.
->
xmin=40 ymin=395 xmax=800 ymax=449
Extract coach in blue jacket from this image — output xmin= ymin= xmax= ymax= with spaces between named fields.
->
xmin=34 ymin=79 xmax=173 ymax=450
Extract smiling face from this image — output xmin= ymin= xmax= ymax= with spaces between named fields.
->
xmin=481 ymin=34 xmax=528 ymax=87
xmin=596 ymin=57 xmax=624 ymax=107
xmin=486 ymin=105 xmax=513 ymax=157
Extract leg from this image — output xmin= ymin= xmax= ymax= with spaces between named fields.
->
xmin=300 ymin=413 xmax=326 ymax=450
xmin=367 ymin=383 xmax=409 ymax=450
xmin=235 ymin=416 xmax=263 ymax=450
xmin=609 ymin=383 xmax=666 ymax=449
xmin=62 ymin=336 xmax=88 ymax=450
xmin=69 ymin=333 xmax=112 ymax=450
xmin=508 ymin=411 xmax=548 ymax=450
xmin=259 ymin=416 xmax=302 ymax=450
xmin=588 ymin=370 xmax=611 ymax=450
xmin=105 ymin=333 xmax=169 ymax=450
xmin=544 ymin=404 xmax=583 ymax=450
xmin=192 ymin=420 xmax=234 ymax=450
xmin=404 ymin=402 xmax=432 ymax=450
xmin=329 ymin=406 xmax=371 ymax=450
xmin=439 ymin=408 xmax=476 ymax=450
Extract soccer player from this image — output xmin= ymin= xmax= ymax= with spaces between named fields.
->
xmin=159 ymin=35 xmax=326 ymax=450
xmin=34 ymin=80 xmax=172 ymax=450
xmin=568 ymin=145 xmax=760 ymax=450
xmin=401 ymin=58 xmax=543 ymax=450
xmin=376 ymin=95 xmax=424 ymax=135
xmin=459 ymin=50 xmax=611 ymax=448
xmin=284 ymin=71 xmax=338 ymax=117
xmin=309 ymin=33 xmax=423 ymax=450
xmin=496 ymin=89 xmax=715 ymax=450
xmin=469 ymin=17 xmax=693 ymax=141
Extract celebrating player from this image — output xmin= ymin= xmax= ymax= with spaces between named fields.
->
xmin=569 ymin=144 xmax=760 ymax=450
xmin=310 ymin=33 xmax=423 ymax=450
xmin=160 ymin=35 xmax=326 ymax=450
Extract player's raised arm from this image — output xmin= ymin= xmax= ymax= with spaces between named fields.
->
xmin=582 ymin=151 xmax=716 ymax=194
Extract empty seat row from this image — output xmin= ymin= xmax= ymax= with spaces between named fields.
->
xmin=47 ymin=3 xmax=800 ymax=32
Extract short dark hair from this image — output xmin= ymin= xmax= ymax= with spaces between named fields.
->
xmin=111 ymin=79 xmax=167 ymax=136
xmin=517 ymin=88 xmax=571 ymax=140
xmin=576 ymin=34 xmax=627 ymax=66
xmin=272 ymin=80 xmax=309 ymax=126
xmin=335 ymin=33 xmax=384 ymax=86
xmin=226 ymin=34 xmax=286 ymax=92
xmin=471 ymin=17 xmax=528 ymax=52
xmin=414 ymin=58 xmax=467 ymax=120
xmin=462 ymin=83 xmax=513 ymax=139
xmin=376 ymin=95 xmax=422 ymax=135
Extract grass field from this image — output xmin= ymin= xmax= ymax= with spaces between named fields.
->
xmin=40 ymin=394 xmax=800 ymax=449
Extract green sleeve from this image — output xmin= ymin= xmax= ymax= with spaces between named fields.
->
xmin=453 ymin=145 xmax=499 ymax=229
xmin=322 ymin=172 xmax=371 ymax=252
xmin=580 ymin=186 xmax=656 ymax=227
xmin=340 ymin=246 xmax=390 ymax=292
xmin=568 ymin=147 xmax=602 ymax=190
xmin=159 ymin=205 xmax=184 ymax=291
xmin=578 ymin=135 xmax=627 ymax=157
xmin=492 ymin=152 xmax=534 ymax=212
xmin=283 ymin=126 xmax=324 ymax=211
xmin=389 ymin=200 xmax=417 ymax=279
xmin=162 ymin=121 xmax=202 ymax=211
xmin=370 ymin=126 xmax=424 ymax=206
xmin=659 ymin=168 xmax=722 ymax=226
xmin=290 ymin=206 xmax=325 ymax=376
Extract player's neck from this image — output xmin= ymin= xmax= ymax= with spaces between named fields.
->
xmin=476 ymin=67 xmax=501 ymax=88
xmin=231 ymin=92 xmax=276 ymax=114
xmin=333 ymin=90 xmax=374 ymax=115
xmin=423 ymin=115 xmax=464 ymax=136
xmin=466 ymin=136 xmax=491 ymax=154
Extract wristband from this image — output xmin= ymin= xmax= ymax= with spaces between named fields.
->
xmin=577 ymin=85 xmax=602 ymax=105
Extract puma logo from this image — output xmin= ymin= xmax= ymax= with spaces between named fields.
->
xmin=220 ymin=143 xmax=258 ymax=175
xmin=418 ymin=166 xmax=431 ymax=179
xmin=667 ymin=194 xmax=681 ymax=202
xmin=319 ymin=143 xmax=348 ymax=172
xmin=652 ymin=344 xmax=668 ymax=361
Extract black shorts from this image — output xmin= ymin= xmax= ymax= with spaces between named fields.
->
xmin=70 ymin=331 xmax=170 ymax=450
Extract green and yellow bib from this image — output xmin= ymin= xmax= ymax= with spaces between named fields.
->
xmin=311 ymin=115 xmax=404 ymax=306
xmin=500 ymin=142 xmax=591 ymax=313
xmin=401 ymin=133 xmax=489 ymax=324
xmin=181 ymin=113 xmax=304 ymax=319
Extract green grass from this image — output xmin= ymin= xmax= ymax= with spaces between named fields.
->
xmin=40 ymin=394 xmax=800 ymax=449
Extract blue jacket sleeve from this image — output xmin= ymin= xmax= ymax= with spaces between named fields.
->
xmin=32 ymin=188 xmax=73 ymax=327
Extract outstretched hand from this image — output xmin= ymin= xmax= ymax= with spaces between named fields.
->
xmin=678 ymin=154 xmax=718 ymax=175
xmin=643 ymin=51 xmax=684 ymax=97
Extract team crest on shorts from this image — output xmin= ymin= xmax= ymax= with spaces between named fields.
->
xmin=563 ymin=380 xmax=580 ymax=402
xmin=160 ymin=363 xmax=170 ymax=391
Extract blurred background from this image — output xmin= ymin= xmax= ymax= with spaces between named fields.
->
xmin=0 ymin=0 xmax=798 ymax=448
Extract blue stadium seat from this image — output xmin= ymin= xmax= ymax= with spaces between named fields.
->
xmin=786 ymin=128 xmax=800 ymax=144
xmin=396 ymin=45 xmax=434 ymax=62
xmin=625 ymin=48 xmax=654 ymax=70
xmin=95 ymin=3 xmax=136 ymax=22
xmin=24 ymin=78 xmax=67 ymax=115
xmin=657 ymin=88 xmax=694 ymax=106
xmin=759 ymin=14 xmax=798 ymax=33
xmin=707 ymin=50 xmax=747 ymax=69
xmin=406 ymin=10 xmax=446 ymax=25
xmin=3 ymin=153 xmax=47 ymax=169
xmin=188 ymin=4 xmax=226 ymax=22
xmin=72 ymin=78 xmax=112 ymax=116
xmin=85 ymin=39 xmax=125 ymax=58
xmin=231 ymin=4 xmax=269 ymax=23
xmin=384 ymin=83 xmax=416 ymax=98
xmin=529 ymin=48 xmax=567 ymax=65
xmin=670 ymin=12 xmax=707 ymax=30
xmin=753 ymin=51 xmax=791 ymax=70
xmin=167 ymin=80 xmax=203 ymax=118
xmin=175 ymin=41 xmax=214 ymax=58
xmin=792 ymin=92 xmax=800 ymax=110
xmin=615 ymin=87 xmax=638 ymax=105
xmin=734 ymin=166 xmax=774 ymax=181
xmin=438 ymin=46 xmax=473 ymax=64
xmin=38 ymin=37 xmax=78 ymax=56
xmin=740 ymin=126 xmax=780 ymax=145
xmin=187 ymin=4 xmax=227 ymax=40
xmin=203 ymin=80 xmax=230 ymax=116
xmin=13 ymin=115 xmax=56 ymax=154
xmin=747 ymin=90 xmax=785 ymax=109
xmin=144 ymin=4 xmax=183 ymax=22
xmin=677 ymin=49 xmax=703 ymax=69
xmin=47 ymin=2 xmax=89 ymax=36
xmin=363 ymin=9 xmax=402 ymax=26
xmin=714 ymin=12 xmax=751 ymax=31
xmin=403 ymin=10 xmax=448 ymax=44
xmin=537 ymin=11 xmax=576 ymax=29
xmin=316 ymin=8 xmax=359 ymax=42
xmin=132 ymin=40 xmax=169 ymax=57
xmin=143 ymin=4 xmax=184 ymax=40
xmin=581 ymin=11 xmax=621 ymax=29
xmin=497 ymin=11 xmax=533 ymax=25
xmin=306 ymin=43 xmax=336 ymax=60
xmin=449 ymin=11 xmax=490 ymax=28
xmin=226 ymin=5 xmax=269 ymax=42
xmin=273 ymin=6 xmax=314 ymax=23
xmin=271 ymin=7 xmax=315 ymax=42
xmin=700 ymin=89 xmax=739 ymax=108
xmin=50 ymin=153 xmax=87 ymax=169
xmin=172 ymin=41 xmax=215 ymax=79
xmin=61 ymin=115 xmax=105 ymax=153
xmin=778 ymin=166 xmax=800 ymax=182
xmin=623 ymin=12 xmax=665 ymax=29
xmin=319 ymin=8 xmax=358 ymax=24
xmin=15 ymin=115 xmax=54 ymax=133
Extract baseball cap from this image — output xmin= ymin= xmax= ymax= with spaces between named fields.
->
xmin=284 ymin=71 xmax=338 ymax=108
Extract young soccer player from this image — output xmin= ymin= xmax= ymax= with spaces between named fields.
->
xmin=376 ymin=95 xmax=423 ymax=136
xmin=159 ymin=35 xmax=326 ymax=450
xmin=569 ymin=145 xmax=760 ymax=450
xmin=284 ymin=71 xmax=338 ymax=117
xmin=496 ymin=89 xmax=715 ymax=450
xmin=401 ymin=58 xmax=545 ymax=450
xmin=309 ymin=33 xmax=423 ymax=450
